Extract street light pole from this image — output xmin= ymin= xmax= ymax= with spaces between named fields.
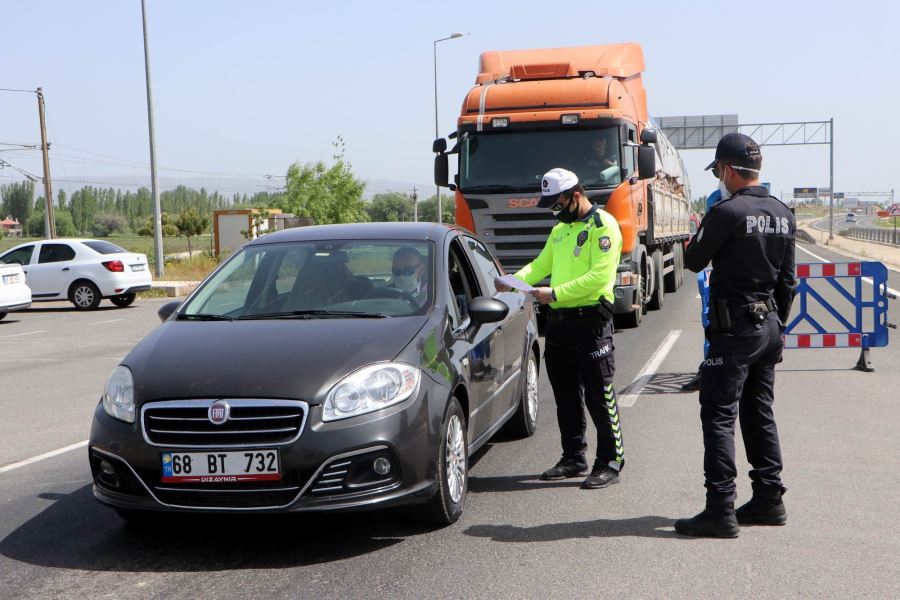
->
xmin=433 ymin=32 xmax=464 ymax=224
xmin=141 ymin=0 xmax=164 ymax=278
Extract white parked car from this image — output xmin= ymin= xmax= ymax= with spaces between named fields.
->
xmin=0 ymin=262 xmax=31 ymax=320
xmin=0 ymin=239 xmax=152 ymax=310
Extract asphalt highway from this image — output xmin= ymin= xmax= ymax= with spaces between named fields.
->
xmin=1 ymin=244 xmax=898 ymax=599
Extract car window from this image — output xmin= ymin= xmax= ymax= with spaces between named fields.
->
xmin=38 ymin=243 xmax=77 ymax=264
xmin=462 ymin=236 xmax=500 ymax=296
xmin=448 ymin=239 xmax=481 ymax=327
xmin=185 ymin=240 xmax=434 ymax=318
xmin=0 ymin=245 xmax=35 ymax=265
xmin=82 ymin=240 xmax=128 ymax=255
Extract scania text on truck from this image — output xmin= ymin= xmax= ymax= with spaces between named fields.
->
xmin=434 ymin=42 xmax=691 ymax=327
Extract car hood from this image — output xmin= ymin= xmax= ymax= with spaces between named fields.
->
xmin=125 ymin=317 xmax=429 ymax=404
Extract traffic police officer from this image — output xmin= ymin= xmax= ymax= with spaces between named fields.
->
xmin=496 ymin=168 xmax=624 ymax=489
xmin=677 ymin=133 xmax=797 ymax=538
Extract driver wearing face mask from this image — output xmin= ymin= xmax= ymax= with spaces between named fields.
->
xmin=389 ymin=246 xmax=427 ymax=305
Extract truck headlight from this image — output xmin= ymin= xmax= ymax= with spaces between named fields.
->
xmin=323 ymin=363 xmax=420 ymax=422
xmin=102 ymin=365 xmax=135 ymax=423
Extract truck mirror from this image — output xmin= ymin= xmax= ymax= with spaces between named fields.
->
xmin=433 ymin=138 xmax=448 ymax=153
xmin=638 ymin=146 xmax=656 ymax=180
xmin=434 ymin=153 xmax=449 ymax=187
xmin=640 ymin=129 xmax=658 ymax=144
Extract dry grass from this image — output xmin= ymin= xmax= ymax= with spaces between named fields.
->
xmin=160 ymin=254 xmax=219 ymax=282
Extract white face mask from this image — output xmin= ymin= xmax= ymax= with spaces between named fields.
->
xmin=393 ymin=274 xmax=419 ymax=293
xmin=718 ymin=179 xmax=732 ymax=201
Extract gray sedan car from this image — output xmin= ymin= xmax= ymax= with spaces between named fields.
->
xmin=89 ymin=223 xmax=540 ymax=525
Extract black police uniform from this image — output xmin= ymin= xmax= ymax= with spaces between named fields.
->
xmin=683 ymin=185 xmax=796 ymax=503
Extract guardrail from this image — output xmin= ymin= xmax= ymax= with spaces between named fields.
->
xmin=844 ymin=226 xmax=899 ymax=246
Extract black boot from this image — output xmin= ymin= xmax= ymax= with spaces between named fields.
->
xmin=675 ymin=498 xmax=740 ymax=538
xmin=540 ymin=457 xmax=588 ymax=481
xmin=736 ymin=485 xmax=787 ymax=526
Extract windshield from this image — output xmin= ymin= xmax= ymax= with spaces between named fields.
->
xmin=183 ymin=240 xmax=434 ymax=318
xmin=459 ymin=128 xmax=622 ymax=192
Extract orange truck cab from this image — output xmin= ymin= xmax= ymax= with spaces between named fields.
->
xmin=434 ymin=42 xmax=691 ymax=328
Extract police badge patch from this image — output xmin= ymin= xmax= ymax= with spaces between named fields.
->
xmin=574 ymin=230 xmax=588 ymax=257
xmin=599 ymin=236 xmax=611 ymax=251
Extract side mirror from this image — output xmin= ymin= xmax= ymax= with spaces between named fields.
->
xmin=468 ymin=297 xmax=509 ymax=324
xmin=433 ymin=138 xmax=447 ymax=153
xmin=638 ymin=146 xmax=656 ymax=180
xmin=640 ymin=128 xmax=658 ymax=144
xmin=434 ymin=153 xmax=449 ymax=187
xmin=158 ymin=300 xmax=181 ymax=323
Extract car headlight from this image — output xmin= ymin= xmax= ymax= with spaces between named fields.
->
xmin=323 ymin=363 xmax=420 ymax=422
xmin=102 ymin=365 xmax=135 ymax=423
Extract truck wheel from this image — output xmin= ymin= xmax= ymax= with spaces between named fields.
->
xmin=648 ymin=250 xmax=665 ymax=310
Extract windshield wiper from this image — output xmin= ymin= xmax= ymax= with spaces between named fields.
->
xmin=461 ymin=184 xmax=535 ymax=194
xmin=178 ymin=313 xmax=234 ymax=322
xmin=236 ymin=309 xmax=387 ymax=320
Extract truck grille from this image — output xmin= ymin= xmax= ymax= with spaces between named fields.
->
xmin=141 ymin=399 xmax=308 ymax=448
xmin=471 ymin=206 xmax=555 ymax=273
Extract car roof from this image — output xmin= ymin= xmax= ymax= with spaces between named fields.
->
xmin=248 ymin=222 xmax=466 ymax=245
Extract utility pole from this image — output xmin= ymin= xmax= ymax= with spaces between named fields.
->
xmin=36 ymin=88 xmax=55 ymax=239
xmin=412 ymin=186 xmax=418 ymax=222
xmin=828 ymin=117 xmax=834 ymax=242
xmin=141 ymin=0 xmax=164 ymax=278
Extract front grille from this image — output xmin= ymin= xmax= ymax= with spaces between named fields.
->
xmin=147 ymin=470 xmax=305 ymax=508
xmin=142 ymin=399 xmax=308 ymax=447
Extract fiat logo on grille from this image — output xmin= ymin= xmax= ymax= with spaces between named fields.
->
xmin=208 ymin=400 xmax=230 ymax=425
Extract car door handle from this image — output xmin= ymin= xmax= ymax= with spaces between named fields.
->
xmin=62 ymin=267 xmax=70 ymax=272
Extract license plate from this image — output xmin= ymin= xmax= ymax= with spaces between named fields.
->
xmin=131 ymin=264 xmax=146 ymax=272
xmin=161 ymin=450 xmax=281 ymax=483
xmin=2 ymin=274 xmax=18 ymax=284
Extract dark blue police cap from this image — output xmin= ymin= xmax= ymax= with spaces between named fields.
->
xmin=705 ymin=133 xmax=761 ymax=170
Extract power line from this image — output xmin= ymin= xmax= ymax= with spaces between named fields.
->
xmin=0 ymin=87 xmax=36 ymax=93
xmin=0 ymin=158 xmax=40 ymax=182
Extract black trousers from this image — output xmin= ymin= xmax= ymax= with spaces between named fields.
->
xmin=544 ymin=316 xmax=623 ymax=469
xmin=700 ymin=310 xmax=784 ymax=501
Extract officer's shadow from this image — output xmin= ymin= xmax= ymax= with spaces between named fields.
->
xmin=464 ymin=515 xmax=679 ymax=542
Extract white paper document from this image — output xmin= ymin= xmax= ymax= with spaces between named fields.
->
xmin=497 ymin=274 xmax=535 ymax=293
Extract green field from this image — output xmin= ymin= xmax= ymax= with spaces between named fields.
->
xmin=0 ymin=234 xmax=213 ymax=257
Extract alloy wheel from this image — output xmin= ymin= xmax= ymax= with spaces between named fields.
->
xmin=74 ymin=286 xmax=95 ymax=308
xmin=445 ymin=414 xmax=466 ymax=503
xmin=525 ymin=356 xmax=539 ymax=424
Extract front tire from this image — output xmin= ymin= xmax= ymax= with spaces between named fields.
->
xmin=504 ymin=350 xmax=539 ymax=438
xmin=70 ymin=281 xmax=102 ymax=310
xmin=110 ymin=293 xmax=136 ymax=308
xmin=647 ymin=249 xmax=665 ymax=310
xmin=420 ymin=397 xmax=468 ymax=526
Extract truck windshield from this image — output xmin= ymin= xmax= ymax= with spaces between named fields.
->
xmin=459 ymin=128 xmax=622 ymax=192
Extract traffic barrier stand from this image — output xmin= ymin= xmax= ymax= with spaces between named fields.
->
xmin=784 ymin=261 xmax=896 ymax=371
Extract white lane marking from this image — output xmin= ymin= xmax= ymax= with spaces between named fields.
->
xmin=1 ymin=329 xmax=47 ymax=339
xmin=619 ymin=330 xmax=682 ymax=408
xmin=0 ymin=440 xmax=88 ymax=474
xmin=90 ymin=318 xmax=124 ymax=325
xmin=695 ymin=293 xmax=701 ymax=299
xmin=797 ymin=245 xmax=900 ymax=296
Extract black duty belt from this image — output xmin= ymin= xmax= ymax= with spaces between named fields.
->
xmin=548 ymin=303 xmax=611 ymax=321
xmin=709 ymin=297 xmax=777 ymax=330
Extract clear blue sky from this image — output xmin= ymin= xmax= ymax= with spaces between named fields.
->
xmin=2 ymin=0 xmax=898 ymax=202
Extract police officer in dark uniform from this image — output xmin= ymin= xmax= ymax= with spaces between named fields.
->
xmin=495 ymin=168 xmax=625 ymax=489
xmin=676 ymin=133 xmax=796 ymax=538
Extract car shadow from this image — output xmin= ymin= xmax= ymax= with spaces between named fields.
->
xmin=23 ymin=305 xmax=123 ymax=314
xmin=0 ymin=485 xmax=441 ymax=572
xmin=464 ymin=515 xmax=681 ymax=542
xmin=0 ymin=318 xmax=22 ymax=326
